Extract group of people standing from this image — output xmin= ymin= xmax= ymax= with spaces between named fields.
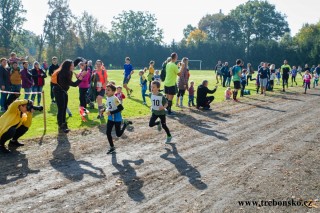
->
xmin=0 ymin=52 xmax=47 ymax=112
xmin=214 ymin=59 xmax=320 ymax=102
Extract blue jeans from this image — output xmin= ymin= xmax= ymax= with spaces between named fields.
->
xmin=31 ymin=86 xmax=43 ymax=105
xmin=142 ymin=89 xmax=148 ymax=103
xmin=11 ymin=84 xmax=21 ymax=92
xmin=226 ymin=77 xmax=231 ymax=87
xmin=188 ymin=95 xmax=195 ymax=106
xmin=24 ymin=88 xmax=32 ymax=99
xmin=1 ymin=86 xmax=9 ymax=111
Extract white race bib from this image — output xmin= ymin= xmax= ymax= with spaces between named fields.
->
xmin=106 ymin=96 xmax=118 ymax=111
xmin=151 ymin=94 xmax=163 ymax=110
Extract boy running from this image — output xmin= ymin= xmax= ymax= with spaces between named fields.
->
xmin=149 ymin=81 xmax=172 ymax=143
xmin=280 ymin=60 xmax=291 ymax=92
xmin=123 ymin=57 xmax=134 ymax=97
xmin=104 ymin=84 xmax=132 ymax=154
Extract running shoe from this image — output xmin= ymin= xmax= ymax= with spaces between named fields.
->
xmin=165 ymin=136 xmax=172 ymax=144
xmin=107 ymin=147 xmax=116 ymax=154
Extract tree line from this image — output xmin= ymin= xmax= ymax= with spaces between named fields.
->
xmin=0 ymin=0 xmax=319 ymax=69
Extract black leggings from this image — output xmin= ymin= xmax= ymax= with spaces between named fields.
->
xmin=79 ymin=88 xmax=88 ymax=108
xmin=292 ymin=76 xmax=296 ymax=84
xmin=0 ymin=125 xmax=28 ymax=146
xmin=53 ymin=86 xmax=68 ymax=126
xmin=246 ymin=75 xmax=256 ymax=85
xmin=283 ymin=75 xmax=289 ymax=89
xmin=106 ymin=120 xmax=128 ymax=147
xmin=149 ymin=114 xmax=171 ymax=136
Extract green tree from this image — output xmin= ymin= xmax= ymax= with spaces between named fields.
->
xmin=109 ymin=10 xmax=163 ymax=46
xmin=198 ymin=13 xmax=224 ymax=41
xmin=43 ymin=0 xmax=77 ymax=61
xmin=230 ymin=0 xmax=289 ymax=59
xmin=0 ymin=0 xmax=26 ymax=55
xmin=77 ymin=11 xmax=100 ymax=47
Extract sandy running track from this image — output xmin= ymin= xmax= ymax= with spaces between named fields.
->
xmin=0 ymin=88 xmax=320 ymax=213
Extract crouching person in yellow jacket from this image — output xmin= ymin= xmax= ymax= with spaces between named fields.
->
xmin=0 ymin=99 xmax=41 ymax=154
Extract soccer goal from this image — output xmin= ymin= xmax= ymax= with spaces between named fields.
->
xmin=177 ymin=59 xmax=203 ymax=70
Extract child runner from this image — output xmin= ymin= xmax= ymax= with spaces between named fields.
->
xmin=240 ymin=69 xmax=247 ymax=97
xmin=148 ymin=61 xmax=155 ymax=92
xmin=139 ymin=70 xmax=148 ymax=105
xmin=303 ymin=70 xmax=312 ymax=94
xmin=149 ymin=81 xmax=172 ymax=143
xmin=123 ymin=57 xmax=134 ymax=97
xmin=188 ymin=80 xmax=196 ymax=107
xmin=313 ymin=72 xmax=319 ymax=88
xmin=291 ymin=66 xmax=298 ymax=86
xmin=154 ymin=70 xmax=161 ymax=81
xmin=225 ymin=87 xmax=232 ymax=100
xmin=115 ymin=86 xmax=126 ymax=105
xmin=104 ymin=84 xmax=132 ymax=154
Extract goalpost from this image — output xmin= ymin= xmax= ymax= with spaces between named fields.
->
xmin=177 ymin=60 xmax=203 ymax=70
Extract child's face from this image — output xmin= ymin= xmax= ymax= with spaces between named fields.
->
xmin=125 ymin=59 xmax=130 ymax=64
xmin=155 ymin=71 xmax=159 ymax=75
xmin=151 ymin=84 xmax=159 ymax=94
xmin=117 ymin=88 xmax=122 ymax=93
xmin=11 ymin=54 xmax=16 ymax=58
xmin=106 ymin=87 xmax=115 ymax=97
xmin=23 ymin=63 xmax=28 ymax=68
xmin=190 ymin=82 xmax=194 ymax=86
xmin=13 ymin=63 xmax=18 ymax=69
xmin=139 ymin=72 xmax=143 ymax=76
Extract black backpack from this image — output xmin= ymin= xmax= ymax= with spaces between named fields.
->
xmin=160 ymin=62 xmax=167 ymax=82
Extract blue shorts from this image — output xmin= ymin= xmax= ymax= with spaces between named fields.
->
xmin=123 ymin=76 xmax=131 ymax=84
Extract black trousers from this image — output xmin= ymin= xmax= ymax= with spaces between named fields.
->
xmin=149 ymin=113 xmax=171 ymax=136
xmin=282 ymin=75 xmax=289 ymax=88
xmin=106 ymin=120 xmax=128 ymax=147
xmin=79 ymin=88 xmax=88 ymax=108
xmin=50 ymin=83 xmax=55 ymax=101
xmin=53 ymin=86 xmax=68 ymax=126
xmin=197 ymin=96 xmax=214 ymax=108
xmin=222 ymin=76 xmax=227 ymax=87
xmin=0 ymin=125 xmax=28 ymax=146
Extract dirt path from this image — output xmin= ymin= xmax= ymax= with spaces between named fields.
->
xmin=1 ymin=88 xmax=320 ymax=213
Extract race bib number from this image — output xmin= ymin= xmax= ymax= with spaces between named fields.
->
xmin=151 ymin=95 xmax=163 ymax=110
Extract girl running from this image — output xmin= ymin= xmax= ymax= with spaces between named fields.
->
xmin=291 ymin=66 xmax=298 ymax=86
xmin=303 ymin=70 xmax=312 ymax=94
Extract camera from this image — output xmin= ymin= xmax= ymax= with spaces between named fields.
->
xmin=26 ymin=101 xmax=43 ymax=112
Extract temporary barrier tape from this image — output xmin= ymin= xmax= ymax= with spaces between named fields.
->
xmin=0 ymin=90 xmax=43 ymax=95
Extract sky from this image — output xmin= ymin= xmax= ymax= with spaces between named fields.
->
xmin=21 ymin=0 xmax=320 ymax=44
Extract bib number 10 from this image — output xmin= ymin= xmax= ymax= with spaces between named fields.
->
xmin=153 ymin=99 xmax=160 ymax=106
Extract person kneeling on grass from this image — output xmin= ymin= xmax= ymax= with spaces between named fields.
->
xmin=149 ymin=81 xmax=172 ymax=143
xmin=0 ymin=99 xmax=43 ymax=154
xmin=104 ymin=84 xmax=132 ymax=154
xmin=196 ymin=80 xmax=218 ymax=110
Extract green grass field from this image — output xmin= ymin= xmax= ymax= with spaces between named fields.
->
xmin=4 ymin=70 xmax=305 ymax=139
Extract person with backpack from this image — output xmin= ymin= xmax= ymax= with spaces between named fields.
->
xmin=91 ymin=60 xmax=108 ymax=119
xmin=160 ymin=57 xmax=171 ymax=82
xmin=52 ymin=58 xmax=87 ymax=133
